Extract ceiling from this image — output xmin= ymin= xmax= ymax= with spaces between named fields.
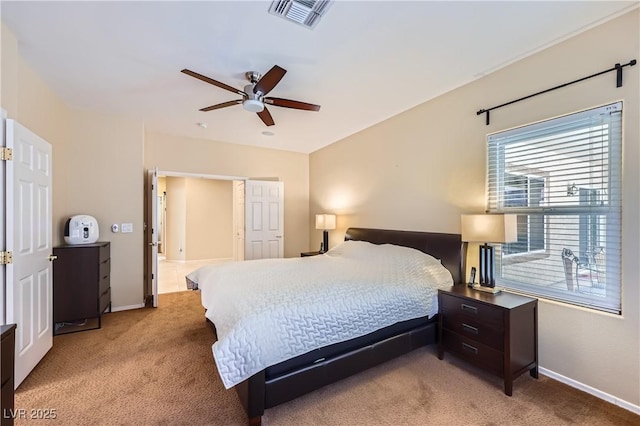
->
xmin=2 ymin=1 xmax=637 ymax=154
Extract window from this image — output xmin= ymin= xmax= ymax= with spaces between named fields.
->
xmin=503 ymin=173 xmax=546 ymax=256
xmin=487 ymin=102 xmax=622 ymax=314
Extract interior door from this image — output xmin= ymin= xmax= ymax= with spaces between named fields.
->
xmin=5 ymin=119 xmax=53 ymax=388
xmin=244 ymin=180 xmax=284 ymax=260
xmin=145 ymin=168 xmax=158 ymax=307
xmin=233 ymin=180 xmax=245 ymax=261
xmin=1 ymin=111 xmax=6 ymax=324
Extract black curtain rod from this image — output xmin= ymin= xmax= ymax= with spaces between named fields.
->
xmin=477 ymin=59 xmax=637 ymax=125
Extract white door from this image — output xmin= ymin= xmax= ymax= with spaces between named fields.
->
xmin=233 ymin=180 xmax=245 ymax=261
xmin=1 ymin=111 xmax=6 ymax=324
xmin=5 ymin=119 xmax=53 ymax=388
xmin=245 ymin=180 xmax=284 ymax=260
xmin=146 ymin=168 xmax=159 ymax=307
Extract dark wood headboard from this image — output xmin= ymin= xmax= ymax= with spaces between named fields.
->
xmin=344 ymin=227 xmax=463 ymax=284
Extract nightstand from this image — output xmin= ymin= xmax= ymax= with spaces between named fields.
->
xmin=437 ymin=285 xmax=538 ymax=396
xmin=300 ymin=251 xmax=321 ymax=257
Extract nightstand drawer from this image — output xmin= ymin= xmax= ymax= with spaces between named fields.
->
xmin=442 ymin=330 xmax=503 ymax=376
xmin=441 ymin=293 xmax=503 ymax=328
xmin=442 ymin=315 xmax=503 ymax=350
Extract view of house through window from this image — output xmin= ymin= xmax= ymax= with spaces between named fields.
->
xmin=487 ymin=102 xmax=622 ymax=314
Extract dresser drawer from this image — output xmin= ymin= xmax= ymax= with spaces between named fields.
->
xmin=442 ymin=330 xmax=503 ymax=376
xmin=1 ymin=331 xmax=14 ymax=387
xmin=99 ymin=258 xmax=110 ymax=294
xmin=442 ymin=315 xmax=503 ymax=350
xmin=441 ymin=293 xmax=504 ymax=328
xmin=99 ymin=287 xmax=111 ymax=314
xmin=98 ymin=243 xmax=110 ymax=263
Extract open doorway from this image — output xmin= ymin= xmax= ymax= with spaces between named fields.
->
xmin=156 ymin=174 xmax=242 ymax=295
xmin=145 ymin=171 xmax=283 ymax=306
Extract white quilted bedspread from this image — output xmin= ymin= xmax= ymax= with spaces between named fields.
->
xmin=188 ymin=240 xmax=453 ymax=389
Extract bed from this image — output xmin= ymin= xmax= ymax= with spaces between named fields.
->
xmin=188 ymin=227 xmax=462 ymax=425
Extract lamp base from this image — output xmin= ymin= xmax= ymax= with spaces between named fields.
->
xmin=322 ymin=230 xmax=329 ymax=253
xmin=471 ymin=284 xmax=502 ymax=294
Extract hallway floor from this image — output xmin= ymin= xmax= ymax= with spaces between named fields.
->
xmin=158 ymin=256 xmax=232 ymax=294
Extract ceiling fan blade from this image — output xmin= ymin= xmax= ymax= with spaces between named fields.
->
xmin=257 ymin=107 xmax=275 ymax=126
xmin=181 ymin=69 xmax=246 ymax=96
xmin=199 ymin=100 xmax=242 ymax=112
xmin=265 ymin=97 xmax=321 ymax=111
xmin=254 ymin=65 xmax=287 ymax=96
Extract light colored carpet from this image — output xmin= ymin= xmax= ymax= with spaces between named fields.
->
xmin=14 ymin=291 xmax=639 ymax=425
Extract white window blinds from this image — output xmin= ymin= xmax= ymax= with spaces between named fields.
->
xmin=487 ymin=102 xmax=622 ymax=314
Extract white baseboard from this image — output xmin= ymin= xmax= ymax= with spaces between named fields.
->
xmin=540 ymin=367 xmax=640 ymax=415
xmin=110 ymin=303 xmax=145 ymax=312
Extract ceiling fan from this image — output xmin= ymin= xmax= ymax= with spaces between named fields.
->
xmin=181 ymin=65 xmax=321 ymax=127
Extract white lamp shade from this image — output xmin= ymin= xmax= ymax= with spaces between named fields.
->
xmin=315 ymin=214 xmax=336 ymax=230
xmin=461 ymin=214 xmax=517 ymax=243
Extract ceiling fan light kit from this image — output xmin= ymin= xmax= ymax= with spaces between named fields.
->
xmin=181 ymin=65 xmax=320 ymax=127
xmin=243 ymin=99 xmax=264 ymax=113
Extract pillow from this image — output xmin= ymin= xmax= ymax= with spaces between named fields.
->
xmin=326 ymin=240 xmax=442 ymax=265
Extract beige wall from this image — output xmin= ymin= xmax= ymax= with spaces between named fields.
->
xmin=2 ymin=24 xmax=71 ymax=239
xmin=144 ymin=132 xmax=309 ymax=257
xmin=165 ymin=177 xmax=186 ymax=261
xmin=63 ymin=110 xmax=145 ymax=309
xmin=3 ymin=23 xmax=145 ymax=310
xmin=310 ymin=10 xmax=639 ymax=407
xmin=1 ymin=24 xmax=19 ymax=120
xmin=164 ymin=177 xmax=233 ymax=261
xmin=185 ymin=178 xmax=233 ymax=260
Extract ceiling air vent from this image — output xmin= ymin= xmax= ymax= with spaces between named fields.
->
xmin=269 ymin=0 xmax=334 ymax=29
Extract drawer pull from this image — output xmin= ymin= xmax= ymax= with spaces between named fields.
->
xmin=461 ymin=303 xmax=478 ymax=314
xmin=462 ymin=323 xmax=479 ymax=335
xmin=462 ymin=342 xmax=478 ymax=355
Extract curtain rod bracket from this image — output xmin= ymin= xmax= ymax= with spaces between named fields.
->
xmin=476 ymin=109 xmax=490 ymax=125
xmin=616 ymin=63 xmax=622 ymax=87
xmin=617 ymin=59 xmax=637 ymax=87
xmin=477 ymin=59 xmax=636 ymax=125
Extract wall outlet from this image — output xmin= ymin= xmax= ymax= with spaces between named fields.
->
xmin=121 ymin=223 xmax=133 ymax=233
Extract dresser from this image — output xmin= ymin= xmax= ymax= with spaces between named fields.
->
xmin=1 ymin=324 xmax=16 ymax=426
xmin=437 ymin=285 xmax=538 ymax=395
xmin=53 ymin=242 xmax=111 ymax=335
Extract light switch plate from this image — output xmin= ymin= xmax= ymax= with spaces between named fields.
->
xmin=121 ymin=223 xmax=133 ymax=233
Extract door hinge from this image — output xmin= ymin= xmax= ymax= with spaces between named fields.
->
xmin=0 ymin=147 xmax=13 ymax=161
xmin=0 ymin=251 xmax=13 ymax=265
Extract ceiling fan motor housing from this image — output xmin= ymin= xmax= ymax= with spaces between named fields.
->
xmin=242 ymin=83 xmax=264 ymax=112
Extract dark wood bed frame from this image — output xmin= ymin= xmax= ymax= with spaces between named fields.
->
xmin=225 ymin=227 xmax=462 ymax=425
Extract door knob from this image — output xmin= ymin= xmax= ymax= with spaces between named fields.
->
xmin=148 ymin=242 xmax=157 ymax=247
xmin=48 ymin=255 xmax=58 ymax=261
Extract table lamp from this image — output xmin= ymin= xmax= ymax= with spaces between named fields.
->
xmin=315 ymin=214 xmax=336 ymax=253
xmin=461 ymin=214 xmax=517 ymax=293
